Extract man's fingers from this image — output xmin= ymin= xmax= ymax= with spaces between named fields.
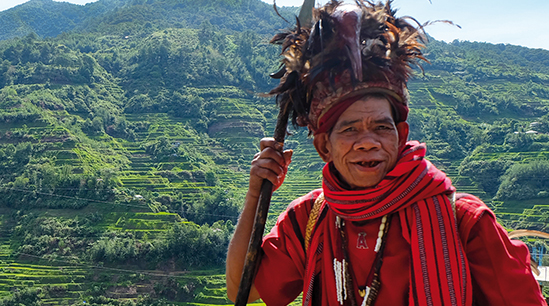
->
xmin=259 ymin=138 xmax=278 ymax=151
xmin=251 ymin=156 xmax=284 ymax=176
xmin=250 ymin=162 xmax=281 ymax=186
xmin=255 ymin=147 xmax=286 ymax=168
xmin=252 ymin=140 xmax=292 ymax=191
xmin=283 ymin=149 xmax=293 ymax=167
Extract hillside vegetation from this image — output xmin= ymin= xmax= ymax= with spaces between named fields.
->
xmin=0 ymin=0 xmax=548 ymax=304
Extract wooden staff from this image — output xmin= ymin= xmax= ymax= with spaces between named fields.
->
xmin=234 ymin=102 xmax=291 ymax=306
xmin=233 ymin=1 xmax=314 ymax=304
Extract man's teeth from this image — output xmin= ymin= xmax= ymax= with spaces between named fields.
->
xmin=358 ymin=161 xmax=380 ymax=167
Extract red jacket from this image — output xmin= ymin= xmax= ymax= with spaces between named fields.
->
xmin=255 ymin=190 xmax=547 ymax=306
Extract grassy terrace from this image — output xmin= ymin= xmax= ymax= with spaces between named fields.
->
xmin=0 ymin=1 xmax=548 ymax=300
xmin=0 ymin=110 xmax=530 ymax=306
xmin=0 ymin=209 xmax=232 ymax=305
xmin=0 ymin=252 xmax=88 ymax=302
xmin=0 ymin=80 xmax=547 ymax=304
xmin=0 ymin=90 xmax=268 ymax=303
xmin=0 ymin=258 xmax=244 ymax=305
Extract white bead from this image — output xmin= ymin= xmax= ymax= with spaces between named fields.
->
xmin=342 ymin=259 xmax=347 ymax=300
xmin=374 ymin=237 xmax=382 ymax=252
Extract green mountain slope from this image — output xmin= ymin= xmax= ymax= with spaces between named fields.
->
xmin=0 ymin=0 xmax=548 ymax=304
xmin=0 ymin=0 xmax=123 ymax=41
xmin=0 ymin=0 xmax=297 ymax=41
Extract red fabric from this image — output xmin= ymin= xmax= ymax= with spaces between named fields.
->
xmin=313 ymin=94 xmax=406 ymax=135
xmin=302 ymin=141 xmax=470 ymax=306
xmin=314 ymin=95 xmax=362 ymax=135
xmin=307 ymin=71 xmax=410 ymax=133
xmin=255 ymin=143 xmax=547 ymax=306
xmin=456 ymin=194 xmax=547 ymax=306
xmin=255 ymin=192 xmax=547 ymax=306
xmin=256 ymin=191 xmax=319 ymax=306
xmin=322 ymin=142 xmax=454 ymax=219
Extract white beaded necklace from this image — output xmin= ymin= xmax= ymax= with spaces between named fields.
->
xmin=333 ymin=214 xmax=391 ymax=306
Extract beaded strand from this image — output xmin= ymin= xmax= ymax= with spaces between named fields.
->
xmin=335 ymin=214 xmax=391 ymax=306
xmin=374 ymin=215 xmax=388 ymax=252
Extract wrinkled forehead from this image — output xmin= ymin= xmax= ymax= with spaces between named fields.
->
xmin=332 ymin=95 xmax=394 ymax=125
xmin=316 ymin=92 xmax=400 ymax=135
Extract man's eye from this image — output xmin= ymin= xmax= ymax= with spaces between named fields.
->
xmin=342 ymin=127 xmax=356 ymax=132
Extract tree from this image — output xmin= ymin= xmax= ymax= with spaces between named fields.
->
xmin=496 ymin=160 xmax=549 ymax=200
xmin=459 ymin=158 xmax=511 ymax=196
xmin=504 ymin=132 xmax=534 ymax=152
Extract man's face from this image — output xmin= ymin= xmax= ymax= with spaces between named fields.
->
xmin=314 ymin=96 xmax=408 ymax=189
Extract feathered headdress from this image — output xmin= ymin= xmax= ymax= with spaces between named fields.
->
xmin=269 ymin=0 xmax=428 ymax=134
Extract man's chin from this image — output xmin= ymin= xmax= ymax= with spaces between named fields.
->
xmin=347 ymin=175 xmax=384 ymax=190
xmin=333 ymin=165 xmax=385 ymax=189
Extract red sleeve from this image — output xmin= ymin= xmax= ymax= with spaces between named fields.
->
xmin=456 ymin=194 xmax=547 ymax=306
xmin=254 ymin=190 xmax=321 ymax=306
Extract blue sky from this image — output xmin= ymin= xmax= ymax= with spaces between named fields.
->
xmin=1 ymin=0 xmax=548 ymax=50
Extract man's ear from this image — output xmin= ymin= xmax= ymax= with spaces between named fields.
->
xmin=396 ymin=121 xmax=409 ymax=149
xmin=313 ymin=133 xmax=332 ymax=163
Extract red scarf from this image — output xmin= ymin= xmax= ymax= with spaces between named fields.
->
xmin=304 ymin=141 xmax=472 ymax=306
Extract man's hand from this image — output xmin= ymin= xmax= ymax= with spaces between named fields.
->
xmin=248 ymin=137 xmax=293 ymax=199
xmin=226 ymin=137 xmax=292 ymax=303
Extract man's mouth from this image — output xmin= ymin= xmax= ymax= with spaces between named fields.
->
xmin=356 ymin=161 xmax=381 ymax=168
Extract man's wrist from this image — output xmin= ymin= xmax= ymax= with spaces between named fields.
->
xmin=245 ymin=189 xmax=261 ymax=202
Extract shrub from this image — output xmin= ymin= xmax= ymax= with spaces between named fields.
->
xmin=496 ymin=160 xmax=549 ymax=200
xmin=504 ymin=132 xmax=534 ymax=152
xmin=0 ymin=287 xmax=42 ymax=306
xmin=459 ymin=158 xmax=512 ymax=196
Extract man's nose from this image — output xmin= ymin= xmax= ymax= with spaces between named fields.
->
xmin=353 ymin=132 xmax=381 ymax=151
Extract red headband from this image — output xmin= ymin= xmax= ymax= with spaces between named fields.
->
xmin=314 ymin=95 xmax=362 ymax=135
xmin=313 ymin=93 xmax=408 ymax=135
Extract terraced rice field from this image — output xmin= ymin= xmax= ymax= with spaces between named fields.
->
xmin=0 ymin=83 xmax=546 ymax=304
xmin=0 ymin=261 xmax=87 ymax=304
xmin=0 ymin=210 xmax=239 ymax=305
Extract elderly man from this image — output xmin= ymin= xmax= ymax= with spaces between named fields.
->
xmin=226 ymin=1 xmax=547 ymax=305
